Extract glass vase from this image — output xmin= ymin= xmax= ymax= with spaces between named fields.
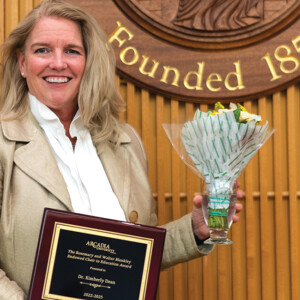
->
xmin=202 ymin=191 xmax=237 ymax=244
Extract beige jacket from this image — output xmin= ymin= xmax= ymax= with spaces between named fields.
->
xmin=0 ymin=112 xmax=213 ymax=299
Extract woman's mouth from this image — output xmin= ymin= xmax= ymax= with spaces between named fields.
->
xmin=44 ymin=76 xmax=71 ymax=83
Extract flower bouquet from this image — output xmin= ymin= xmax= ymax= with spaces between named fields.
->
xmin=163 ymin=102 xmax=274 ymax=244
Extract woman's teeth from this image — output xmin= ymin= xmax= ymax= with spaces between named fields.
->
xmin=44 ymin=77 xmax=70 ymax=83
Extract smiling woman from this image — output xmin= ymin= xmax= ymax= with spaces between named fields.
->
xmin=17 ymin=16 xmax=86 ymax=134
xmin=0 ymin=0 xmax=123 ymax=148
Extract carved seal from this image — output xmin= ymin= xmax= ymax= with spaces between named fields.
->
xmin=68 ymin=0 xmax=300 ymax=102
xmin=117 ymin=0 xmax=299 ymax=48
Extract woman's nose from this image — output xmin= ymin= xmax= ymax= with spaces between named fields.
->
xmin=49 ymin=52 xmax=67 ymax=70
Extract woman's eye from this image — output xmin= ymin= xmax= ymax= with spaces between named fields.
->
xmin=35 ymin=48 xmax=48 ymax=54
xmin=66 ymin=49 xmax=80 ymax=55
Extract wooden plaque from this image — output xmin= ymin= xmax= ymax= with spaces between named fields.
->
xmin=28 ymin=209 xmax=166 ymax=300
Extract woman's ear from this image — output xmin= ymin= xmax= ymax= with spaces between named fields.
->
xmin=17 ymin=49 xmax=26 ymax=77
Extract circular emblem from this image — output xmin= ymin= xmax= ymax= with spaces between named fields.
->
xmin=115 ymin=0 xmax=299 ymax=49
xmin=70 ymin=0 xmax=300 ymax=102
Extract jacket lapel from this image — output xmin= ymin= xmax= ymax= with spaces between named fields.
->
xmin=98 ymin=131 xmax=131 ymax=219
xmin=1 ymin=113 xmax=73 ymax=211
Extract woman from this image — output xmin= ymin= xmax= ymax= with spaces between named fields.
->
xmin=0 ymin=0 xmax=243 ymax=298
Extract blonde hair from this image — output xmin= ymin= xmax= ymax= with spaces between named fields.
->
xmin=0 ymin=0 xmax=125 ymax=147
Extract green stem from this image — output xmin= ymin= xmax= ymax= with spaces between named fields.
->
xmin=208 ymin=209 xmax=229 ymax=229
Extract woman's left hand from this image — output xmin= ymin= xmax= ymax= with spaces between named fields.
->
xmin=191 ymin=185 xmax=244 ymax=241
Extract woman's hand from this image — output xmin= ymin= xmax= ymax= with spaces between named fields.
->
xmin=192 ymin=185 xmax=244 ymax=241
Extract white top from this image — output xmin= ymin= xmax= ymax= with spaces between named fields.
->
xmin=29 ymin=93 xmax=126 ymax=221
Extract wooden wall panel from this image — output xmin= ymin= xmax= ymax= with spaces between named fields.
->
xmin=120 ymin=82 xmax=299 ymax=300
xmin=0 ymin=0 xmax=4 ymax=44
xmin=1 ymin=2 xmax=300 ymax=300
xmin=259 ymin=97 xmax=276 ymax=300
xmin=287 ymin=86 xmax=300 ymax=300
xmin=273 ymin=91 xmax=290 ymax=300
xmin=4 ymin=0 xmax=18 ymax=37
xmin=19 ymin=0 xmax=34 ymax=20
xmin=170 ymin=99 xmax=185 ymax=300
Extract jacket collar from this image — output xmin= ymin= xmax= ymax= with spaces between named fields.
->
xmin=94 ymin=125 xmax=132 ymax=217
xmin=2 ymin=113 xmax=36 ymax=142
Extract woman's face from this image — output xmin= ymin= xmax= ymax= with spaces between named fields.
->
xmin=18 ymin=16 xmax=86 ymax=117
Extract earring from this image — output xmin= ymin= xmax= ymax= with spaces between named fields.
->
xmin=21 ymin=72 xmax=25 ymax=77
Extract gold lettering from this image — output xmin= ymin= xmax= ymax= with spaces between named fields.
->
xmin=206 ymin=73 xmax=222 ymax=92
xmin=120 ymin=46 xmax=139 ymax=65
xmin=160 ymin=66 xmax=180 ymax=87
xmin=274 ymin=45 xmax=299 ymax=74
xmin=109 ymin=21 xmax=134 ymax=47
xmin=183 ymin=62 xmax=204 ymax=90
xmin=139 ymin=55 xmax=160 ymax=78
xmin=224 ymin=61 xmax=245 ymax=91
xmin=292 ymin=35 xmax=300 ymax=52
xmin=262 ymin=53 xmax=282 ymax=81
